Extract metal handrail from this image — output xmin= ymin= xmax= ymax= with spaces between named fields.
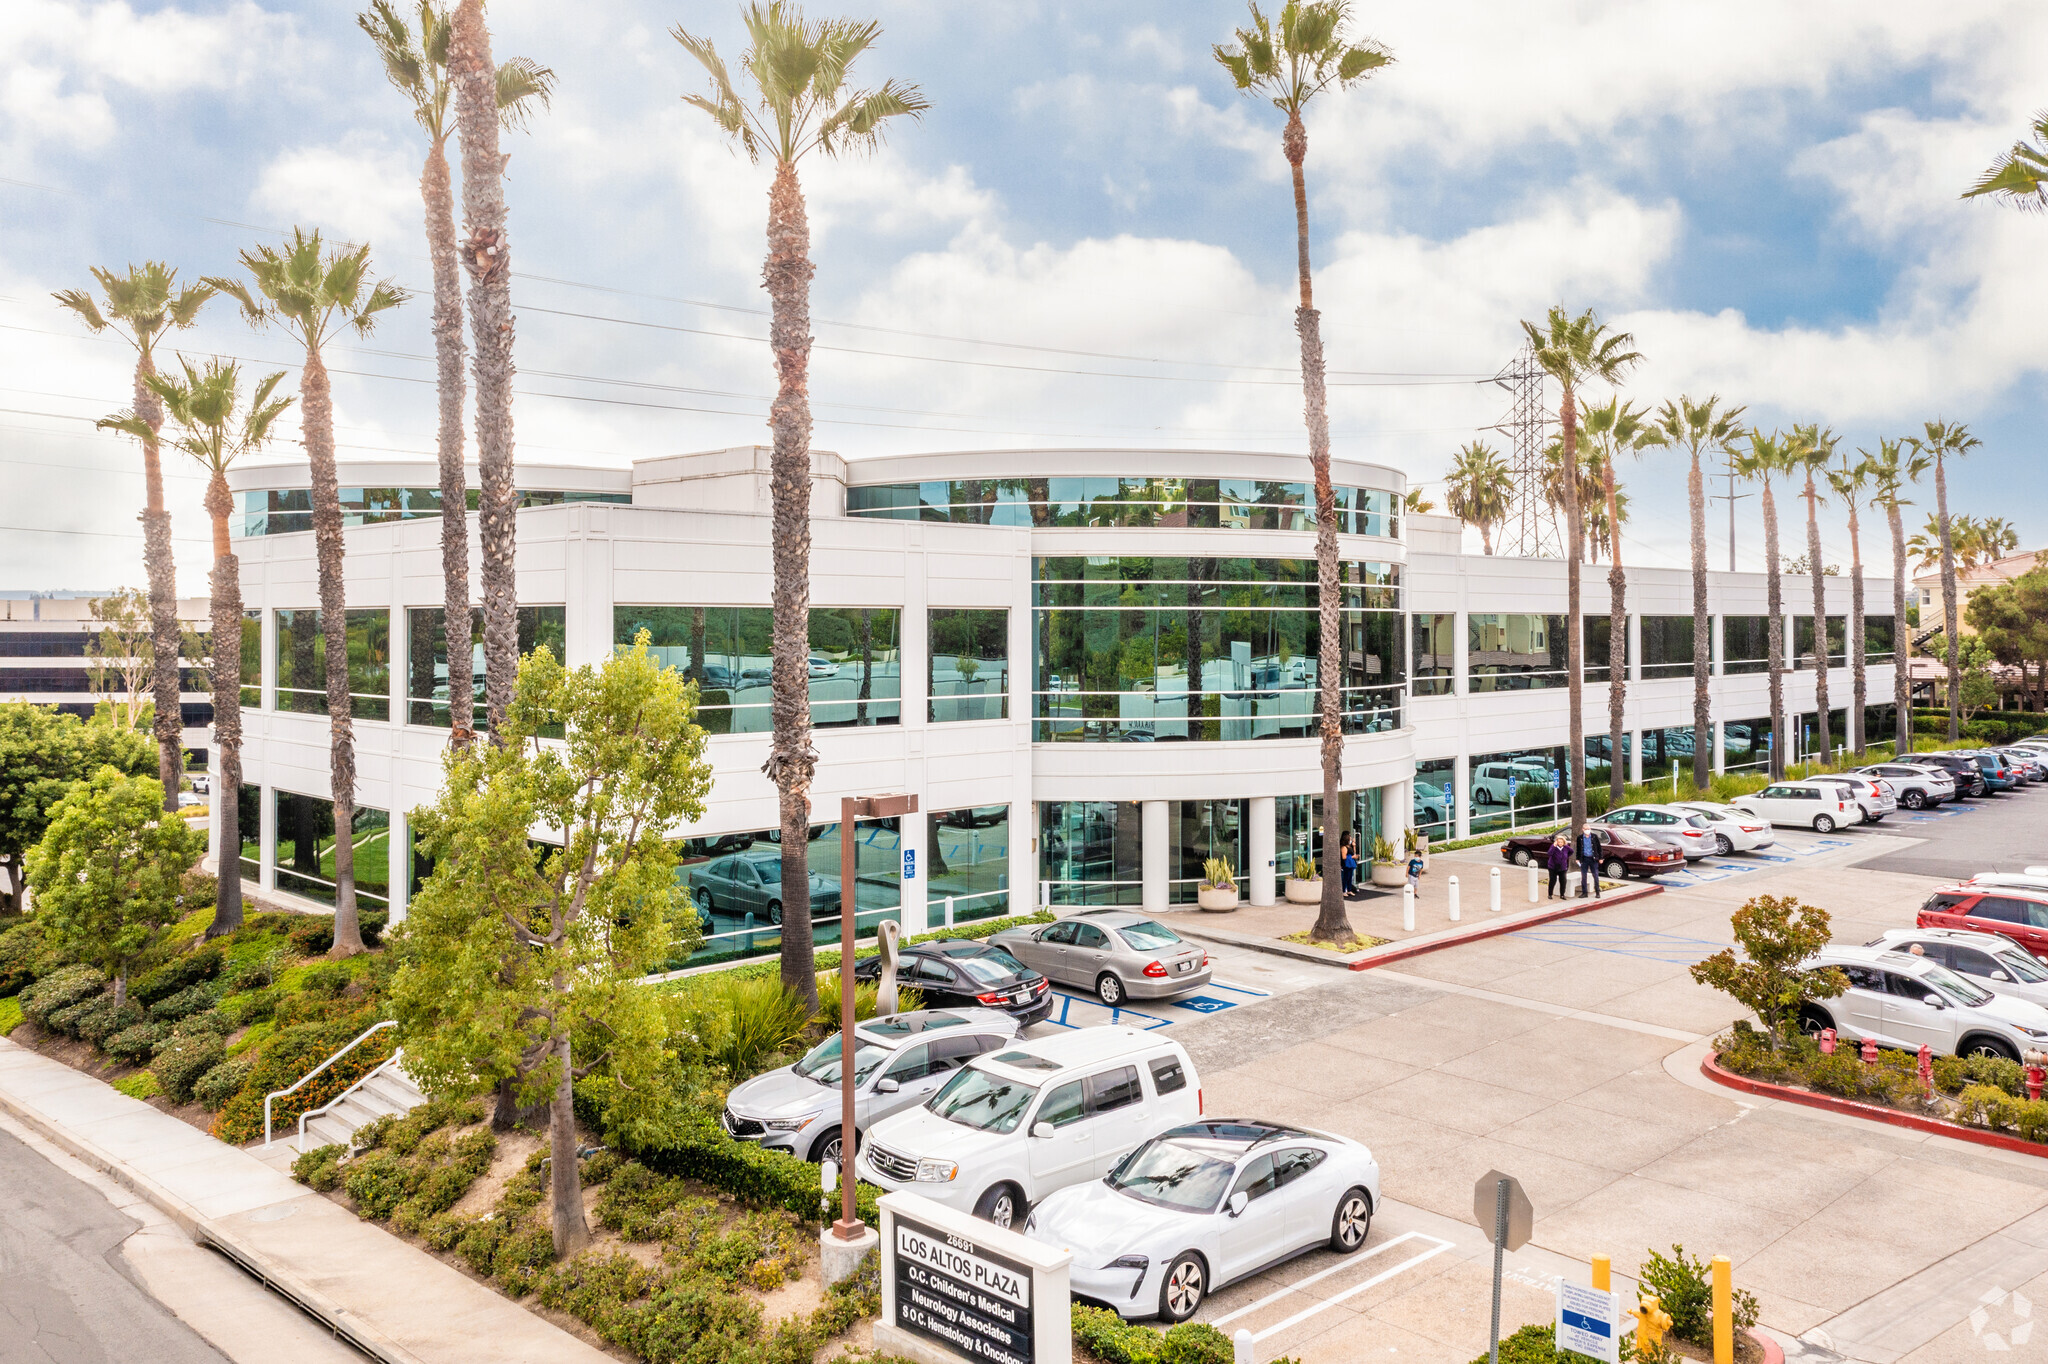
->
xmin=297 ymin=1046 xmax=406 ymax=1154
xmin=263 ymin=1019 xmax=396 ymax=1147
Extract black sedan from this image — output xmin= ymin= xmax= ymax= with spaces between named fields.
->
xmin=854 ymin=940 xmax=1054 ymax=1024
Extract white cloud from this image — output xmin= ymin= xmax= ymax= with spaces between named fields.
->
xmin=251 ymin=138 xmax=422 ymax=260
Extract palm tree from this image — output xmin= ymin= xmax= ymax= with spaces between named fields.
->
xmin=358 ymin=2 xmax=554 ymax=748
xmin=1214 ymin=0 xmax=1390 ymax=945
xmin=677 ymin=2 xmax=927 ymax=1004
xmin=1865 ymin=439 xmax=1929 ymax=755
xmin=1790 ymin=424 xmax=1838 ymax=762
xmin=102 ymin=361 xmax=293 ymax=939
xmin=210 ymin=232 xmax=406 ymax=958
xmin=1963 ymin=114 xmax=2048 ymax=207
xmin=1828 ymin=452 xmax=1872 ymax=759
xmin=1402 ymin=486 xmax=1436 ymax=515
xmin=1651 ymin=395 xmax=1745 ymax=790
xmin=1913 ymin=421 xmax=1980 ymax=741
xmin=1734 ymin=430 xmax=1791 ymax=776
xmin=1520 ymin=308 xmax=1642 ymax=832
xmin=1443 ymin=441 xmax=1511 ymax=554
xmin=54 ymin=266 xmax=214 ymax=811
xmin=1540 ymin=434 xmax=1605 ymax=560
xmin=1583 ymin=397 xmax=1655 ymax=807
xmin=1979 ymin=516 xmax=2021 ymax=562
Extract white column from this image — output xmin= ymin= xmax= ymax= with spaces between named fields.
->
xmin=1626 ymin=610 xmax=1642 ymax=684
xmin=1141 ymin=799 xmax=1169 ymax=912
xmin=1713 ymin=718 xmax=1727 ymax=775
xmin=562 ymin=507 xmax=614 ymax=669
xmin=1248 ymin=796 xmax=1276 ymax=907
xmin=1453 ymin=609 xmax=1468 ymax=696
xmin=1453 ymin=754 xmax=1471 ymax=840
xmin=1628 ymin=730 xmax=1644 ymax=786
xmin=258 ymin=783 xmax=276 ymax=893
xmin=1710 ymin=613 xmax=1724 ymax=679
xmin=1381 ymin=779 xmax=1408 ymax=847
xmin=386 ymin=808 xmax=409 ymax=923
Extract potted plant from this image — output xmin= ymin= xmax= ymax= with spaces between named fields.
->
xmin=1370 ymin=834 xmax=1405 ymax=888
xmin=1197 ymin=857 xmax=1239 ymax=912
xmin=1284 ymin=854 xmax=1322 ymax=904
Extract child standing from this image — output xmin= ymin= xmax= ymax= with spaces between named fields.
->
xmin=1405 ymin=849 xmax=1424 ymax=897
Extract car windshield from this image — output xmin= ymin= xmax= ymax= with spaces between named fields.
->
xmin=928 ymin=1067 xmax=1038 ymax=1134
xmin=954 ymin=953 xmax=1023 ymax=986
xmin=749 ymin=858 xmax=783 ymax=882
xmin=1995 ymin=950 xmax=2048 ymax=984
xmin=792 ymin=1034 xmax=890 ymax=1086
xmin=1922 ymin=963 xmax=1996 ymax=1008
xmin=1117 ymin=920 xmax=1183 ymax=950
xmin=1105 ymin=1138 xmax=1238 ymax=1213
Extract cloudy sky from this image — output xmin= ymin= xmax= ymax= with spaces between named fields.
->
xmin=2 ymin=0 xmax=2043 ymax=590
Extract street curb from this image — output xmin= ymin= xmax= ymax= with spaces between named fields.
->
xmin=1699 ymin=1052 xmax=2048 ymax=1159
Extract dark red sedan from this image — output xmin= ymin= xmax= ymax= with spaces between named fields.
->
xmin=1498 ymin=825 xmax=1685 ymax=879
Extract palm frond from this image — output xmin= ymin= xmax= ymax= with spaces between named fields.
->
xmin=674 ymin=26 xmax=762 ymax=162
xmin=203 ymin=274 xmax=270 ymax=327
xmin=1962 ymin=114 xmax=2048 ymax=210
xmin=97 ymin=412 xmax=155 ymax=443
xmin=495 ymin=56 xmax=557 ymax=131
xmin=818 ymin=79 xmax=928 ymax=155
xmin=52 ymin=288 xmax=108 ymax=332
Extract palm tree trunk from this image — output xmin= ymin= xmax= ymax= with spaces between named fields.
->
xmin=1689 ymin=452 xmax=1710 ymax=790
xmin=1847 ymin=506 xmax=1865 ymax=758
xmin=1889 ymin=501 xmax=1910 ymax=753
xmin=451 ymin=0 xmax=518 ymax=739
xmin=1764 ymin=485 xmax=1784 ymax=777
xmin=1563 ymin=386 xmax=1586 ymax=832
xmin=203 ymin=475 xmax=244 ymax=939
xmin=423 ymin=133 xmax=474 ymax=748
xmin=301 ymin=349 xmax=363 ymax=957
xmin=1806 ymin=474 xmax=1831 ymax=762
xmin=134 ymin=353 xmax=184 ymax=813
xmin=1480 ymin=524 xmax=1493 ymax=556
xmin=1604 ymin=463 xmax=1626 ymax=809
xmin=1282 ymin=112 xmax=1355 ymax=948
xmin=762 ymin=160 xmax=821 ymax=1009
xmin=1935 ymin=458 xmax=1960 ymax=741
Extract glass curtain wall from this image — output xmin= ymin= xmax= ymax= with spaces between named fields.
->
xmin=1169 ymin=799 xmax=1243 ymax=904
xmin=1465 ymin=745 xmax=1570 ymax=835
xmin=1722 ymin=617 xmax=1771 ymax=675
xmin=673 ymin=820 xmax=903 ymax=966
xmin=1862 ymin=616 xmax=1896 ymax=663
xmin=614 ymin=606 xmax=901 ymax=734
xmin=239 ymin=487 xmax=629 ymax=537
xmin=272 ymin=791 xmax=390 ymax=909
xmin=405 ymin=606 xmax=567 ymax=731
xmin=1795 ymin=617 xmax=1847 ymax=670
xmin=1032 ymin=556 xmax=1403 ymax=742
xmin=1640 ymin=617 xmax=1697 ymax=680
xmin=1725 ymin=716 xmax=1773 ymax=770
xmin=1412 ymin=614 xmax=1455 ymax=695
xmin=1040 ymin=801 xmax=1144 ymax=906
xmin=850 ymin=478 xmax=1399 ymax=537
xmin=273 ymin=609 xmax=391 ymax=720
xmin=1795 ymin=708 xmax=1849 ymax=762
xmin=927 ymin=806 xmax=1010 ymax=924
xmin=1638 ymin=726 xmax=1697 ymax=786
xmin=929 ymin=609 xmax=1009 ymax=721
xmin=1467 ymin=615 xmax=1616 ymax=691
xmin=1861 ymin=702 xmax=1899 ymax=750
xmin=1414 ymin=759 xmax=1455 ymax=843
xmin=238 ymin=610 xmax=262 ymax=709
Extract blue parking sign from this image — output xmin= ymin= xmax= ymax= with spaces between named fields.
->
xmin=903 ymin=848 xmax=916 ymax=880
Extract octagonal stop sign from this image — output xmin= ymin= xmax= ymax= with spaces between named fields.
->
xmin=1472 ymin=1170 xmax=1533 ymax=1251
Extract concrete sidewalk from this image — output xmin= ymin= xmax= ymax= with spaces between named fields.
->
xmin=0 ymin=1037 xmax=614 ymax=1364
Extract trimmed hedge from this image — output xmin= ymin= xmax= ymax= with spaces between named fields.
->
xmin=20 ymin=965 xmax=104 ymax=1027
xmin=149 ymin=982 xmax=221 ymax=1024
xmin=1071 ymin=1306 xmax=1239 ymax=1364
xmin=152 ymin=1032 xmax=226 ymax=1105
xmin=622 ymin=1106 xmax=880 ymax=1227
xmin=133 ymin=944 xmax=224 ymax=1007
xmin=106 ymin=1021 xmax=168 ymax=1064
xmin=193 ymin=1055 xmax=255 ymax=1112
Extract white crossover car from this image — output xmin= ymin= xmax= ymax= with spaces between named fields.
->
xmin=1864 ymin=928 xmax=2048 ymax=1012
xmin=1731 ymin=782 xmax=1859 ymax=833
xmin=1799 ymin=945 xmax=2048 ymax=1061
xmin=1026 ymin=1120 xmax=1381 ymax=1323
xmin=1670 ymin=802 xmax=1776 ymax=854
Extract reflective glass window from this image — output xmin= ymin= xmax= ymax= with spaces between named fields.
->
xmin=927 ymin=805 xmax=1009 ymax=924
xmin=612 ymin=606 xmax=900 ymax=733
xmin=406 ymin=606 xmax=567 ymax=731
xmin=273 ymin=608 xmax=390 ymax=721
xmin=273 ymin=791 xmax=389 ymax=909
xmin=929 ymin=608 xmax=1009 ymax=722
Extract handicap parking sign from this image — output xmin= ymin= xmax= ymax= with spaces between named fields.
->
xmin=1174 ymin=996 xmax=1236 ymax=1014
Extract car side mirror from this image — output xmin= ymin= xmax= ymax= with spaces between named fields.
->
xmin=1923 ymin=994 xmax=1946 ymax=1009
xmin=1227 ymin=1190 xmax=1249 ymax=1218
xmin=876 ymin=1078 xmax=900 ymax=1094
xmin=1994 ymin=972 xmax=2012 ymax=982
xmin=1031 ymin=1121 xmax=1056 ymax=1140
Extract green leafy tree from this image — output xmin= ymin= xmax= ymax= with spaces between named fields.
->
xmin=1651 ymin=396 xmax=1746 ymax=790
xmin=1215 ymin=0 xmax=1391 ymax=947
xmin=1968 ymin=568 xmax=2048 ymax=712
xmin=1689 ymin=894 xmax=1845 ymax=1048
xmin=393 ymin=636 xmax=712 ymax=1255
xmin=676 ymin=2 xmax=927 ymax=1004
xmin=0 ymin=705 xmax=156 ymax=916
xmin=25 ymin=767 xmax=201 ymax=1009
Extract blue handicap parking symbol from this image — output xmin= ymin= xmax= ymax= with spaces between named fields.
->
xmin=1174 ymin=996 xmax=1236 ymax=1014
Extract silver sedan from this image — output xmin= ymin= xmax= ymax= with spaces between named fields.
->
xmin=990 ymin=910 xmax=1210 ymax=1005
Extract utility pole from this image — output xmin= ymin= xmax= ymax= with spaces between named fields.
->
xmin=1487 ymin=345 xmax=1560 ymax=559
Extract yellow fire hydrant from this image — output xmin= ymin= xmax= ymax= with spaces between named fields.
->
xmin=1631 ymin=1293 xmax=1673 ymax=1357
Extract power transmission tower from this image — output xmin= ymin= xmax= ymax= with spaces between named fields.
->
xmin=1486 ymin=346 xmax=1560 ymax=559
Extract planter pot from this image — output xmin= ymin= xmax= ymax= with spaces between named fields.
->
xmin=1370 ymin=862 xmax=1406 ymax=889
xmin=1283 ymin=877 xmax=1322 ymax=905
xmin=1197 ymin=885 xmax=1240 ymax=912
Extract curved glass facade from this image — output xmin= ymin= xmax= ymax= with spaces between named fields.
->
xmin=238 ymin=487 xmax=630 ymax=536
xmin=1032 ymin=555 xmax=1403 ymax=741
xmin=848 ymin=477 xmax=1398 ymax=536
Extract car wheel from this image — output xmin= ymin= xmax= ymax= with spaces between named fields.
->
xmin=1096 ymin=972 xmax=1125 ymax=1006
xmin=1797 ymin=1005 xmax=1833 ymax=1038
xmin=1812 ymin=815 xmax=1836 ymax=834
xmin=1903 ymin=790 xmax=1926 ymax=810
xmin=1158 ymin=1252 xmax=1205 ymax=1323
xmin=973 ymin=1183 xmax=1021 ymax=1229
xmin=765 ymin=899 xmax=783 ymax=925
xmin=1866 ymin=813 xmax=1884 ymax=824
xmin=1329 ymin=1187 xmax=1373 ymax=1253
xmin=1512 ymin=849 xmax=1533 ymax=867
xmin=1603 ymin=858 xmax=1627 ymax=881
xmin=810 ymin=1125 xmax=854 ymax=1167
xmin=1965 ymin=1036 xmax=2020 ymax=1062
xmin=1713 ymin=835 xmax=1733 ymax=856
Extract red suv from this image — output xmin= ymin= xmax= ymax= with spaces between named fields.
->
xmin=1918 ymin=885 xmax=2048 ymax=959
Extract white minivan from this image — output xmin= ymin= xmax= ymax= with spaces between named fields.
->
xmin=1731 ymin=781 xmax=1858 ymax=833
xmin=854 ymin=1027 xmax=1201 ymax=1229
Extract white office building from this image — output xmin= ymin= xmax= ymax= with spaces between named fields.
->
xmin=215 ymin=447 xmax=1894 ymax=963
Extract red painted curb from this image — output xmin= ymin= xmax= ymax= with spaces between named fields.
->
xmin=1751 ymin=1329 xmax=1785 ymax=1364
xmin=1700 ymin=1053 xmax=2048 ymax=1158
xmin=1348 ymin=881 xmax=1665 ymax=970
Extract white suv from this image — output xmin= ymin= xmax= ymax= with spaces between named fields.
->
xmin=1799 ymin=945 xmax=2048 ymax=1061
xmin=855 ymin=1027 xmax=1202 ymax=1228
xmin=1856 ymin=762 xmax=1955 ymax=811
xmin=1863 ymin=928 xmax=2048 ymax=1011
xmin=1810 ymin=774 xmax=1897 ymax=824
xmin=1732 ymin=782 xmax=1858 ymax=833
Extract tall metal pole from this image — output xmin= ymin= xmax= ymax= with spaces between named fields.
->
xmin=1488 ymin=1176 xmax=1507 ymax=1364
xmin=834 ymin=795 xmax=861 ymax=1239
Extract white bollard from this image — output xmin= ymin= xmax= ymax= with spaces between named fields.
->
xmin=1448 ymin=875 xmax=1460 ymax=922
xmin=1490 ymin=866 xmax=1502 ymax=913
xmin=1234 ymin=1329 xmax=1256 ymax=1364
xmin=1527 ymin=863 xmax=1540 ymax=903
xmin=1402 ymin=883 xmax=1416 ymax=933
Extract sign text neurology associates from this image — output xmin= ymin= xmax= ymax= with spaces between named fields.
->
xmin=892 ymin=1217 xmax=1035 ymax=1364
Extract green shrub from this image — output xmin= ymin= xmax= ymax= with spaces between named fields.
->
xmin=149 ymin=982 xmax=221 ymax=1024
xmin=619 ymin=1105 xmax=880 ymax=1225
xmin=492 ymin=1223 xmax=558 ymax=1297
xmin=219 ymin=986 xmax=281 ymax=1026
xmin=0 ymin=997 xmax=20 ymax=1035
xmin=344 ymin=1150 xmax=415 ymax=1219
xmin=21 ymin=964 xmax=105 ymax=1027
xmin=193 ymin=1055 xmax=255 ymax=1112
xmin=1932 ymin=1054 xmax=1969 ymax=1095
xmin=152 ymin=1032 xmax=226 ymax=1104
xmin=421 ymin=1211 xmax=470 ymax=1252
xmin=113 ymin=1071 xmax=161 ymax=1100
xmin=1961 ymin=1053 xmax=2026 ymax=1097
xmin=677 ymin=974 xmax=813 ymax=1081
xmin=221 ymin=950 xmax=283 ymax=993
xmin=1956 ymin=1083 xmax=2020 ymax=1130
xmin=172 ymin=1008 xmax=235 ymax=1039
xmin=288 ymin=919 xmax=335 ymax=955
xmin=293 ymin=1143 xmax=347 ymax=1191
xmin=0 ymin=919 xmax=49 ymax=995
xmin=105 ymin=1021 xmax=168 ymax=1064
xmin=133 ymin=944 xmax=224 ymax=1006
xmin=360 ymin=909 xmax=388 ymax=946
xmin=536 ymin=1251 xmax=658 ymax=1320
xmin=632 ymin=1270 xmax=763 ymax=1363
xmin=1071 ymin=1305 xmax=1237 ymax=1364
xmin=211 ymin=1016 xmax=392 ymax=1144
xmin=71 ymin=996 xmax=144 ymax=1045
xmin=1638 ymin=1245 xmax=1759 ymax=1345
xmin=295 ymin=959 xmax=356 ymax=996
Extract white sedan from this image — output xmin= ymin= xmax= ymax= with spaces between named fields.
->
xmin=1671 ymin=801 xmax=1776 ymax=854
xmin=1024 ymin=1120 xmax=1380 ymax=1323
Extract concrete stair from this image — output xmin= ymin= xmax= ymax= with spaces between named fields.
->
xmin=296 ymin=1057 xmax=428 ymax=1152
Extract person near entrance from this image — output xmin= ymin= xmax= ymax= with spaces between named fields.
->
xmin=1545 ymin=834 xmax=1570 ymax=900
xmin=1576 ymin=827 xmax=1602 ymax=898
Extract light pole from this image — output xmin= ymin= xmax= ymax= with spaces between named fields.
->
xmin=833 ymin=791 xmax=917 ymax=1242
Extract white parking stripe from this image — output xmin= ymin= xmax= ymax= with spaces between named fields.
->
xmin=1242 ymin=1236 xmax=1457 ymax=1343
xmin=1207 ymin=1231 xmax=1456 ymax=1341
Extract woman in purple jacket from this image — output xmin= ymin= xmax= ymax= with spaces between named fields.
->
xmin=1544 ymin=834 xmax=1570 ymax=901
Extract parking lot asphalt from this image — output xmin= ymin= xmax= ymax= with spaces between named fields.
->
xmin=1851 ymin=785 xmax=2048 ymax=882
xmin=1162 ymin=785 xmax=2048 ymax=1363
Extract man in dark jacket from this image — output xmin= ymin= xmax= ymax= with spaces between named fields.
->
xmin=1545 ymin=834 xmax=1570 ymax=900
xmin=1575 ymin=827 xmax=1602 ymax=899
